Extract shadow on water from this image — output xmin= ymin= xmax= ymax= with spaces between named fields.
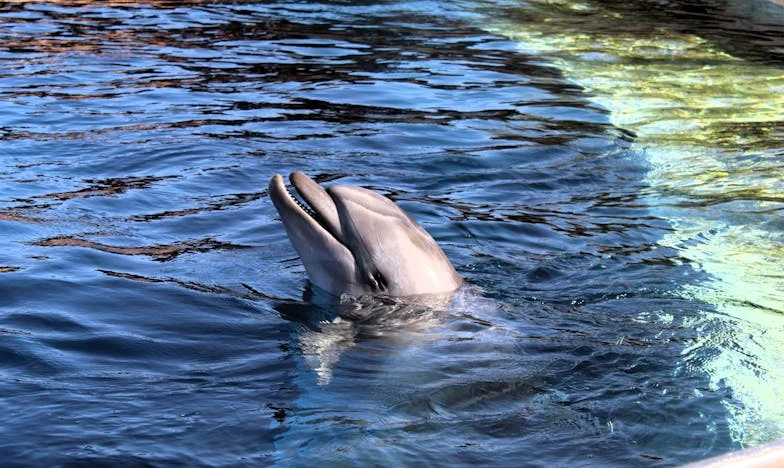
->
xmin=0 ymin=0 xmax=778 ymax=465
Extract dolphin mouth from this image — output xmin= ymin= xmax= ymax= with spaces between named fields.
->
xmin=280 ymin=177 xmax=317 ymax=219
xmin=268 ymin=172 xmax=345 ymax=245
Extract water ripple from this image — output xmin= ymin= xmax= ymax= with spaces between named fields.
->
xmin=1 ymin=0 xmax=779 ymax=465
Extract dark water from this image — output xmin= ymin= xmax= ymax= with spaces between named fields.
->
xmin=1 ymin=0 xmax=782 ymax=465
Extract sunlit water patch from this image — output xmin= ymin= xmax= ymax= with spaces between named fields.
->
xmin=488 ymin=0 xmax=784 ymax=444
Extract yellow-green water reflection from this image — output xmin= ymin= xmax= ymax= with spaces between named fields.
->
xmin=490 ymin=0 xmax=784 ymax=445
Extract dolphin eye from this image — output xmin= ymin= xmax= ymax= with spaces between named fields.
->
xmin=372 ymin=272 xmax=388 ymax=291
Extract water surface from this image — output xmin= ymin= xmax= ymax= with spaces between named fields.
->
xmin=1 ymin=0 xmax=782 ymax=465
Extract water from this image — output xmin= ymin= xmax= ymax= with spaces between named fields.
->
xmin=0 ymin=0 xmax=782 ymax=465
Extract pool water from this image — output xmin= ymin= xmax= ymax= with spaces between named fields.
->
xmin=1 ymin=0 xmax=782 ymax=465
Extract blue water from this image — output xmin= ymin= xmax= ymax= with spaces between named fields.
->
xmin=1 ymin=0 xmax=782 ymax=465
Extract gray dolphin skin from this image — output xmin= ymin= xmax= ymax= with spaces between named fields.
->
xmin=269 ymin=172 xmax=462 ymax=296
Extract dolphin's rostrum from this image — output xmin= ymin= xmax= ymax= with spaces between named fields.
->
xmin=269 ymin=172 xmax=462 ymax=296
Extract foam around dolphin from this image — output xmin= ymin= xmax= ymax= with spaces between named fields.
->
xmin=269 ymin=172 xmax=462 ymax=296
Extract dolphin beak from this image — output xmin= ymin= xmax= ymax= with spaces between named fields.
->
xmin=268 ymin=172 xmax=345 ymax=247
xmin=289 ymin=172 xmax=343 ymax=240
xmin=269 ymin=173 xmax=321 ymax=234
xmin=269 ymin=173 xmax=359 ymax=294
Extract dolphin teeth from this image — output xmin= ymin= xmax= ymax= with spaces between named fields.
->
xmin=284 ymin=183 xmax=316 ymax=218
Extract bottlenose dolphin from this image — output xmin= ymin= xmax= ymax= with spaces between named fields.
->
xmin=269 ymin=172 xmax=461 ymax=296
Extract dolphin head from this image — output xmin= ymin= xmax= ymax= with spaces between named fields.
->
xmin=269 ymin=172 xmax=462 ymax=297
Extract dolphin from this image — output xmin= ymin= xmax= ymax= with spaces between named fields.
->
xmin=268 ymin=171 xmax=462 ymax=297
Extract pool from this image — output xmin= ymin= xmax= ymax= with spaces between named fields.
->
xmin=1 ymin=0 xmax=782 ymax=464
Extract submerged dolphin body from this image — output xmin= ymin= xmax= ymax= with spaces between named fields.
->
xmin=269 ymin=172 xmax=461 ymax=296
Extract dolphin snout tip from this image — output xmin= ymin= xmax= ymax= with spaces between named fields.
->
xmin=290 ymin=171 xmax=312 ymax=186
xmin=268 ymin=173 xmax=284 ymax=192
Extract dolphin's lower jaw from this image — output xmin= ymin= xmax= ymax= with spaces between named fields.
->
xmin=269 ymin=172 xmax=462 ymax=297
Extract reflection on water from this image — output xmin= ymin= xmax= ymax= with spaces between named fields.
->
xmin=489 ymin=0 xmax=784 ymax=444
xmin=0 ymin=0 xmax=782 ymax=464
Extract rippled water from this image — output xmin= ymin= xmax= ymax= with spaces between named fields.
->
xmin=1 ymin=0 xmax=782 ymax=465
